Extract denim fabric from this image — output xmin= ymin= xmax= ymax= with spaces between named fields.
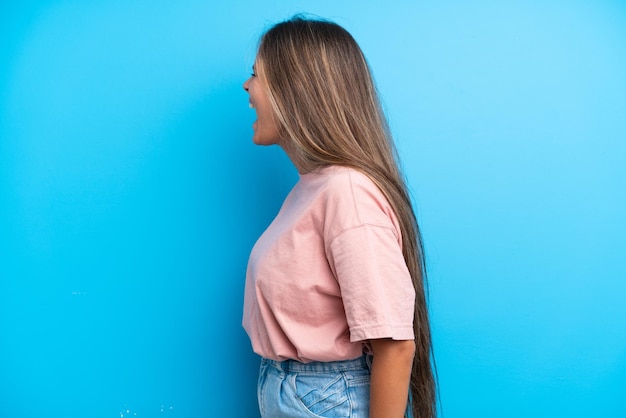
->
xmin=257 ymin=355 xmax=371 ymax=417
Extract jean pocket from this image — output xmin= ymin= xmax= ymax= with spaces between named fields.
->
xmin=290 ymin=372 xmax=351 ymax=418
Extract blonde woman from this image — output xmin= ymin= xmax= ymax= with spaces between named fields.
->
xmin=243 ymin=16 xmax=436 ymax=418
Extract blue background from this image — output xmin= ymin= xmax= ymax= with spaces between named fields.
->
xmin=1 ymin=1 xmax=625 ymax=417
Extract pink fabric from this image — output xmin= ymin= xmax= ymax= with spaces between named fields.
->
xmin=243 ymin=165 xmax=415 ymax=363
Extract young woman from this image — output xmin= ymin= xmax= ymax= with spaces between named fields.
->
xmin=242 ymin=16 xmax=436 ymax=418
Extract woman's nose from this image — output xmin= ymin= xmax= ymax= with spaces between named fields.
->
xmin=243 ymin=77 xmax=250 ymax=92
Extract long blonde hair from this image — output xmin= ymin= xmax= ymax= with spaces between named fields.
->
xmin=256 ymin=16 xmax=436 ymax=418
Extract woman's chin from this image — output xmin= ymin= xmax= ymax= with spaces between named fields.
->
xmin=252 ymin=133 xmax=279 ymax=146
xmin=252 ymin=136 xmax=272 ymax=146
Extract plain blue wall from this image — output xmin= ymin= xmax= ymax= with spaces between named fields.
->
xmin=1 ymin=1 xmax=625 ymax=417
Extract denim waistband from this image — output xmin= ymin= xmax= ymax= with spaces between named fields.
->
xmin=263 ymin=354 xmax=370 ymax=373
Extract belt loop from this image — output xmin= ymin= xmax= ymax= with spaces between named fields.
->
xmin=365 ymin=353 xmax=373 ymax=371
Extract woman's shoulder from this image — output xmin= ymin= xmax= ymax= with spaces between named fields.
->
xmin=305 ymin=165 xmax=380 ymax=194
xmin=306 ymin=165 xmax=400 ymax=242
xmin=305 ymin=165 xmax=394 ymax=220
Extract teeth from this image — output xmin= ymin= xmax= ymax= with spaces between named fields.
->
xmin=249 ymin=103 xmax=255 ymax=109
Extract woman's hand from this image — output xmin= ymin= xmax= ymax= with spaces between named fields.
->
xmin=369 ymin=338 xmax=415 ymax=418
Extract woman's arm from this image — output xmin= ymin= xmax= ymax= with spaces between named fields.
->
xmin=369 ymin=338 xmax=415 ymax=418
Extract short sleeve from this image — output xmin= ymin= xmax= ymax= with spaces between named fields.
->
xmin=327 ymin=224 xmax=415 ymax=342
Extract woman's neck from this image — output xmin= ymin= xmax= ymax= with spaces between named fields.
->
xmin=279 ymin=140 xmax=315 ymax=175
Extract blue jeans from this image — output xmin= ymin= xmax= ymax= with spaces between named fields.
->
xmin=257 ymin=355 xmax=371 ymax=417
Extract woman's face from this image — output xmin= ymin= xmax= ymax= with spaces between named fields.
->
xmin=243 ymin=60 xmax=281 ymax=146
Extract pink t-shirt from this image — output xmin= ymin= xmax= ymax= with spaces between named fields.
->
xmin=242 ymin=165 xmax=415 ymax=363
